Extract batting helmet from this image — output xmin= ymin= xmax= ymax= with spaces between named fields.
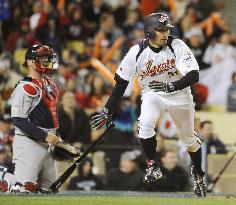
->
xmin=144 ymin=13 xmax=174 ymax=39
xmin=23 ymin=45 xmax=57 ymax=74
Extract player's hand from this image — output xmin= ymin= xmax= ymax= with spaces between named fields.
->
xmin=148 ymin=81 xmax=175 ymax=93
xmin=91 ymin=107 xmax=110 ymax=130
xmin=45 ymin=133 xmax=62 ymax=145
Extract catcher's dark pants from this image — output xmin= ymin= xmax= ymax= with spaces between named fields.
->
xmin=12 ymin=135 xmax=56 ymax=188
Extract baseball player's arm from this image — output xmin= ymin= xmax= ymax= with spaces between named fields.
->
xmin=170 ymin=39 xmax=200 ymax=90
xmin=12 ymin=116 xmax=61 ymax=145
xmin=149 ymin=39 xmax=199 ymax=93
xmin=12 ymin=117 xmax=47 ymax=141
xmin=91 ymin=74 xmax=129 ymax=129
xmin=104 ymin=44 xmax=139 ymax=112
xmin=91 ymin=45 xmax=138 ymax=129
xmin=12 ymin=118 xmax=61 ymax=144
xmin=171 ymin=70 xmax=199 ymax=90
xmin=175 ymin=39 xmax=199 ymax=75
xmin=11 ymin=83 xmax=60 ymax=144
xmin=104 ymin=73 xmax=129 ymax=112
xmin=149 ymin=70 xmax=199 ymax=92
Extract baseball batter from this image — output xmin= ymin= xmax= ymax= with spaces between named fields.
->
xmin=0 ymin=45 xmax=61 ymax=193
xmin=91 ymin=13 xmax=206 ymax=197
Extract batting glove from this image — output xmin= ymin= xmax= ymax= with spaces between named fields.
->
xmin=91 ymin=107 xmax=111 ymax=130
xmin=148 ymin=81 xmax=175 ymax=93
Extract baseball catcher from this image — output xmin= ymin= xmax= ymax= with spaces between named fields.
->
xmin=0 ymin=45 xmax=78 ymax=194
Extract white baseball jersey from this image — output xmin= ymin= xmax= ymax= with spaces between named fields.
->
xmin=116 ymin=38 xmax=199 ymax=95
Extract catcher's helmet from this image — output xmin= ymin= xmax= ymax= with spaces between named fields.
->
xmin=144 ymin=13 xmax=174 ymax=39
xmin=23 ymin=45 xmax=57 ymax=74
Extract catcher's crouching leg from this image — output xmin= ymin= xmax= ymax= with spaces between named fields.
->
xmin=0 ymin=179 xmax=10 ymax=192
xmin=0 ymin=165 xmax=17 ymax=193
xmin=9 ymin=181 xmax=52 ymax=194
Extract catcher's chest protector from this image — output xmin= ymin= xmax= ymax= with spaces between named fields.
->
xmin=25 ymin=77 xmax=59 ymax=129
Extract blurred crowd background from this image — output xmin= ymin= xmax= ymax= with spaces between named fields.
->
xmin=0 ymin=0 xmax=236 ymax=193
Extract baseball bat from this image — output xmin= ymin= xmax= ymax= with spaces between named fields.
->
xmin=49 ymin=122 xmax=115 ymax=193
xmin=207 ymin=151 xmax=236 ymax=192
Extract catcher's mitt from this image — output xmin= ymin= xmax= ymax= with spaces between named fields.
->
xmin=50 ymin=142 xmax=81 ymax=161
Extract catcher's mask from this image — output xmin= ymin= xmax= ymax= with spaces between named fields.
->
xmin=144 ymin=13 xmax=174 ymax=39
xmin=23 ymin=45 xmax=57 ymax=74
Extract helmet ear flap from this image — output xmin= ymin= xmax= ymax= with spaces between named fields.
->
xmin=144 ymin=23 xmax=156 ymax=39
xmin=148 ymin=30 xmax=156 ymax=39
xmin=144 ymin=26 xmax=156 ymax=39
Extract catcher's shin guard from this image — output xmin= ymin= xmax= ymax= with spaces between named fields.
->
xmin=0 ymin=165 xmax=11 ymax=192
xmin=23 ymin=182 xmax=38 ymax=193
xmin=0 ymin=179 xmax=10 ymax=192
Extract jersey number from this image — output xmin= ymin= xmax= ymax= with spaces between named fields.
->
xmin=168 ymin=70 xmax=178 ymax=78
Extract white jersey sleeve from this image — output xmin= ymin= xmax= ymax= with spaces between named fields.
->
xmin=172 ymin=39 xmax=199 ymax=76
xmin=116 ymin=44 xmax=139 ymax=81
